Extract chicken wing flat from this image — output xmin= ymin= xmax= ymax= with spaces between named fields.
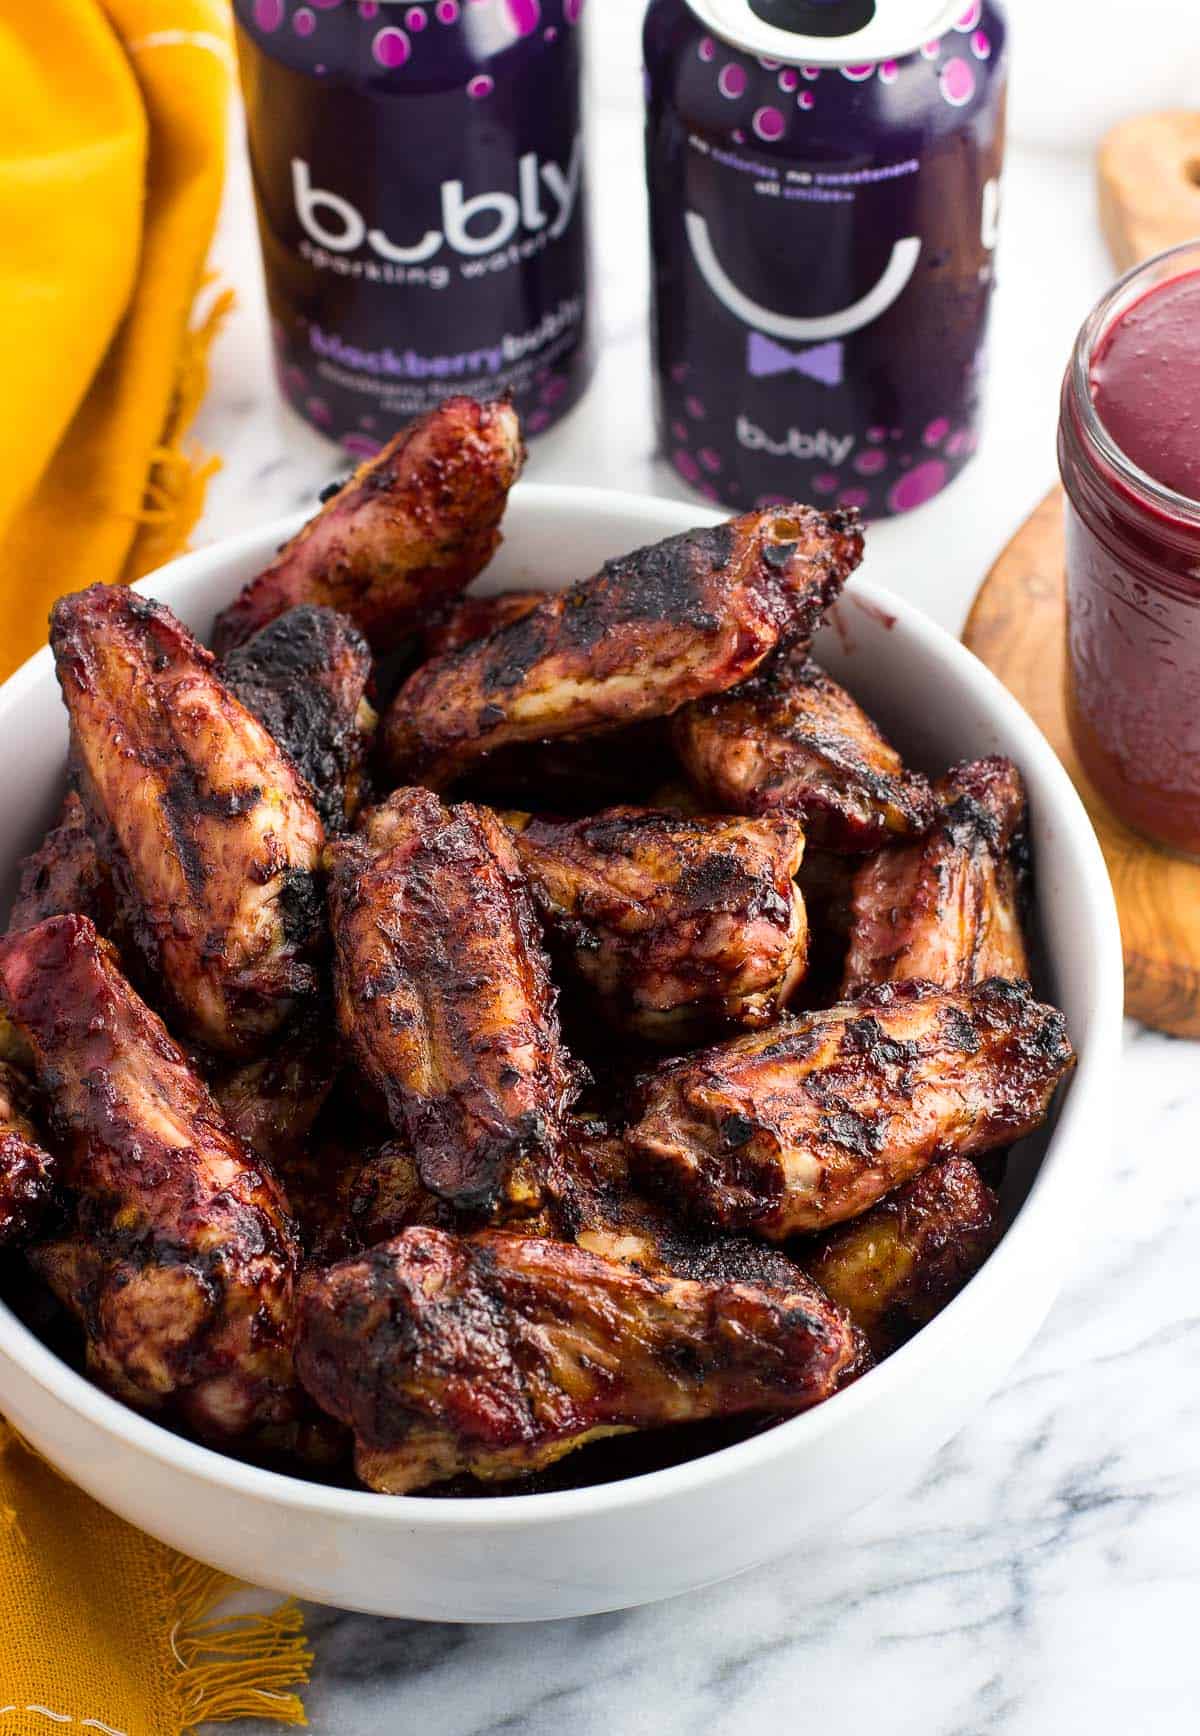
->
xmin=673 ymin=655 xmax=935 ymax=852
xmin=628 ymin=977 xmax=1073 ymax=1239
xmin=801 ymin=1154 xmax=999 ymax=1357
xmin=211 ymin=1015 xmax=338 ymax=1171
xmin=7 ymin=790 xmax=121 ymax=938
xmin=842 ymin=756 xmax=1031 ymax=996
xmin=0 ymin=1062 xmax=57 ymax=1249
xmin=504 ymin=806 xmax=808 ymax=1042
xmin=422 ymin=588 xmax=542 ymax=659
xmin=0 ymin=916 xmax=299 ymax=1437
xmin=327 ymin=788 xmax=581 ymax=1214
xmin=51 ymin=585 xmax=326 ymax=1056
xmin=212 ymin=396 xmax=524 ymax=654
xmin=294 ymin=1225 xmax=860 ymax=1492
xmin=382 ymin=505 xmax=863 ymax=789
xmin=219 ymin=604 xmax=376 ymax=833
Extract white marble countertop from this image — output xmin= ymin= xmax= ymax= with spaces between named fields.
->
xmin=194 ymin=6 xmax=1200 ymax=1730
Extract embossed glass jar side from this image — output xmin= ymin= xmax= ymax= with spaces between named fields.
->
xmin=1059 ymin=243 xmax=1200 ymax=857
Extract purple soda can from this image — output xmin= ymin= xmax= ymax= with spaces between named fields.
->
xmin=644 ymin=0 xmax=1007 ymax=516
xmin=232 ymin=0 xmax=593 ymax=454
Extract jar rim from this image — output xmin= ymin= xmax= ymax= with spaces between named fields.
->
xmin=1068 ymin=238 xmax=1200 ymax=532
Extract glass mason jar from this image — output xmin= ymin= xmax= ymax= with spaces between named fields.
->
xmin=1059 ymin=242 xmax=1200 ymax=857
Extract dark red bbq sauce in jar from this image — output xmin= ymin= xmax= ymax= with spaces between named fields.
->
xmin=1059 ymin=244 xmax=1200 ymax=856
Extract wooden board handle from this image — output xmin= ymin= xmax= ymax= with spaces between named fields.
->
xmin=1099 ymin=110 xmax=1200 ymax=270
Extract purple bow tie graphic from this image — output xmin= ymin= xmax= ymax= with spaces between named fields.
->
xmin=747 ymin=332 xmax=844 ymax=387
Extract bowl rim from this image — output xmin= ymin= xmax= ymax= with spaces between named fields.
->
xmin=0 ymin=482 xmax=1125 ymax=1530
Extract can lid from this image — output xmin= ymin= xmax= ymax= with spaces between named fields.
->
xmin=682 ymin=0 xmax=977 ymax=67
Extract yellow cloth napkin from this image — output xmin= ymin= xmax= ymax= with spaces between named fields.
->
xmin=0 ymin=0 xmax=234 ymax=681
xmin=0 ymin=7 xmax=312 ymax=1729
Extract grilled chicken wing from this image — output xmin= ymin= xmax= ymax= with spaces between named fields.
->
xmin=7 ymin=791 xmax=121 ymax=937
xmin=0 ymin=916 xmax=299 ymax=1437
xmin=327 ymin=788 xmax=581 ymax=1214
xmin=294 ymin=1225 xmax=860 ymax=1492
xmin=220 ymin=605 xmax=376 ymax=832
xmin=211 ymin=1015 xmax=338 ymax=1170
xmin=628 ymin=978 xmax=1073 ymax=1240
xmin=801 ymin=1154 xmax=999 ymax=1357
xmin=212 ymin=396 xmax=524 ymax=654
xmin=842 ymin=757 xmax=1031 ymax=996
xmin=382 ymin=505 xmax=863 ymax=789
xmin=51 ymin=585 xmax=326 ymax=1057
xmin=0 ymin=1062 xmax=57 ymax=1249
xmin=504 ymin=806 xmax=808 ymax=1042
xmin=673 ymin=655 xmax=935 ymax=852
xmin=423 ymin=588 xmax=542 ymax=659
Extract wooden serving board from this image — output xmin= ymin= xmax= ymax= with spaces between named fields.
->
xmin=963 ymin=486 xmax=1200 ymax=1038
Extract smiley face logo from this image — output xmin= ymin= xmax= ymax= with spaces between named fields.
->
xmin=684 ymin=212 xmax=921 ymax=341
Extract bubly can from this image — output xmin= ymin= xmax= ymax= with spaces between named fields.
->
xmin=233 ymin=0 xmax=593 ymax=454
xmin=644 ymin=0 xmax=1007 ymax=516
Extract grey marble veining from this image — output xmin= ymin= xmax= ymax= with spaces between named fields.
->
xmin=194 ymin=10 xmax=1200 ymax=1730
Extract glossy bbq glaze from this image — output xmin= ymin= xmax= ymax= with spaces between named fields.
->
xmin=1060 ymin=244 xmax=1200 ymax=855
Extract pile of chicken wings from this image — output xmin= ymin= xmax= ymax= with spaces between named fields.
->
xmin=0 ymin=396 xmax=1074 ymax=1495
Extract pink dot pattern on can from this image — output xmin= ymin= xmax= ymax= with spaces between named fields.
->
xmin=564 ymin=0 xmax=583 ymax=20
xmin=778 ymin=68 xmax=798 ymax=92
xmin=955 ymin=1 xmax=982 ymax=28
xmin=674 ymin=450 xmax=701 ymax=485
xmin=854 ymin=450 xmax=887 ymax=476
xmin=801 ymin=65 xmax=820 ymax=79
xmin=812 ymin=473 xmax=838 ymax=495
xmin=971 ymin=30 xmax=991 ymax=58
xmin=699 ymin=448 xmax=722 ymax=473
xmin=878 ymin=60 xmax=899 ymax=83
xmin=939 ymin=57 xmax=975 ymax=106
xmin=718 ymin=64 xmax=747 ymax=99
xmin=797 ymin=92 xmax=814 ymax=110
xmin=839 ymin=488 xmax=869 ymax=510
xmin=921 ymin=39 xmax=940 ymax=59
xmin=307 ymin=396 xmax=333 ymax=428
xmin=699 ymin=36 xmax=715 ymax=60
xmin=867 ymin=426 xmax=886 ymax=443
xmin=406 ymin=4 xmax=426 ymax=25
xmin=671 ymin=421 xmax=689 ymax=443
xmin=311 ymin=0 xmax=341 ymax=8
xmin=889 ymin=459 xmax=948 ymax=514
xmin=685 ymin=396 xmax=705 ymax=419
xmin=841 ymin=63 xmax=875 ymax=82
xmin=343 ymin=434 xmax=382 ymax=458
xmin=526 ymin=409 xmax=552 ymax=435
xmin=468 ymin=73 xmax=494 ymax=98
xmin=507 ymin=0 xmax=539 ymax=33
xmin=293 ymin=8 xmax=316 ymax=35
xmin=358 ymin=0 xmax=378 ymax=15
xmin=253 ymin=0 xmax=283 ymax=25
xmin=373 ymin=26 xmax=410 ymax=65
xmin=753 ymin=106 xmax=785 ymax=142
xmin=437 ymin=0 xmax=460 ymax=21
xmin=924 ymin=417 xmax=951 ymax=447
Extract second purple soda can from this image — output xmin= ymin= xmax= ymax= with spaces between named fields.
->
xmin=644 ymin=0 xmax=1008 ymax=516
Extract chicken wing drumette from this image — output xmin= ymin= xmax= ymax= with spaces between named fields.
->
xmin=51 ymin=585 xmax=326 ymax=1057
xmin=7 ymin=790 xmax=122 ymax=939
xmin=842 ymin=756 xmax=1031 ymax=996
xmin=212 ymin=396 xmax=524 ymax=654
xmin=382 ymin=505 xmax=863 ymax=789
xmin=327 ymin=788 xmax=581 ymax=1215
xmin=220 ymin=604 xmax=376 ymax=833
xmin=673 ymin=655 xmax=935 ymax=852
xmin=294 ymin=1225 xmax=861 ymax=1492
xmin=504 ymin=807 xmax=808 ymax=1042
xmin=0 ymin=916 xmax=299 ymax=1437
xmin=422 ymin=588 xmax=542 ymax=659
xmin=0 ymin=1061 xmax=57 ymax=1249
xmin=801 ymin=1153 xmax=999 ymax=1357
xmin=629 ymin=977 xmax=1073 ymax=1240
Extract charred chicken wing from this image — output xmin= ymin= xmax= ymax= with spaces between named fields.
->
xmin=0 ymin=1062 xmax=57 ymax=1248
xmin=801 ymin=1153 xmax=999 ymax=1357
xmin=382 ymin=505 xmax=863 ymax=789
xmin=673 ymin=655 xmax=935 ymax=852
xmin=422 ymin=588 xmax=543 ymax=659
xmin=628 ymin=978 xmax=1073 ymax=1239
xmin=326 ymin=788 xmax=581 ymax=1214
xmin=842 ymin=756 xmax=1031 ymax=996
xmin=212 ymin=396 xmax=524 ymax=654
xmin=504 ymin=806 xmax=808 ymax=1042
xmin=294 ymin=1225 xmax=860 ymax=1492
xmin=220 ymin=604 xmax=376 ymax=832
xmin=7 ymin=790 xmax=121 ymax=938
xmin=0 ymin=916 xmax=299 ymax=1437
xmin=51 ymin=585 xmax=326 ymax=1056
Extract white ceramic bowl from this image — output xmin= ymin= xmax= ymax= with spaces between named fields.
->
xmin=0 ymin=484 xmax=1123 ymax=1622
